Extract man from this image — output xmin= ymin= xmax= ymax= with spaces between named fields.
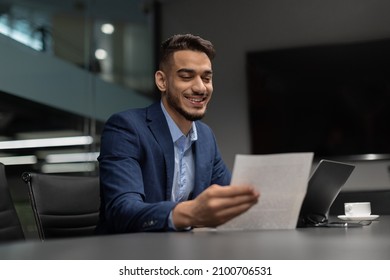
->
xmin=96 ymin=34 xmax=259 ymax=234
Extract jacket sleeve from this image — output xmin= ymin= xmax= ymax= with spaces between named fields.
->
xmin=97 ymin=112 xmax=176 ymax=233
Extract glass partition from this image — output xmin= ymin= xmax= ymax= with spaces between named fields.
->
xmin=0 ymin=0 xmax=156 ymax=175
xmin=0 ymin=0 xmax=157 ymax=238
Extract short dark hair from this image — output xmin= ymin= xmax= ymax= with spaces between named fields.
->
xmin=159 ymin=34 xmax=216 ymax=70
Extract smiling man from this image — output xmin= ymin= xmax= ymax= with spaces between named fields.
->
xmin=96 ymin=34 xmax=259 ymax=234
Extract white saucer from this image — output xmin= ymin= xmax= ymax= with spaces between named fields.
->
xmin=337 ymin=215 xmax=379 ymax=221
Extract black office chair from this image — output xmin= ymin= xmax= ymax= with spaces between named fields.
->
xmin=0 ymin=163 xmax=25 ymax=243
xmin=21 ymin=172 xmax=100 ymax=241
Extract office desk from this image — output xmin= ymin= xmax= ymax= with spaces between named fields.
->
xmin=1 ymin=216 xmax=389 ymax=260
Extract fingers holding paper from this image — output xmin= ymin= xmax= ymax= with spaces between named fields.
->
xmin=172 ymin=184 xmax=260 ymax=229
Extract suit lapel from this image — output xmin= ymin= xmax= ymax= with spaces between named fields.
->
xmin=146 ymin=102 xmax=174 ymax=200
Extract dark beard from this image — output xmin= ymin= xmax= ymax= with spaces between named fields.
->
xmin=166 ymin=92 xmax=207 ymax=121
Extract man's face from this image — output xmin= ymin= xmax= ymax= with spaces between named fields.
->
xmin=160 ymin=50 xmax=213 ymax=122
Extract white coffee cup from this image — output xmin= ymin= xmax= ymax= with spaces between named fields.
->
xmin=344 ymin=202 xmax=371 ymax=217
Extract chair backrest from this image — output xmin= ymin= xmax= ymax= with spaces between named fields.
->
xmin=0 ymin=163 xmax=25 ymax=243
xmin=21 ymin=172 xmax=100 ymax=240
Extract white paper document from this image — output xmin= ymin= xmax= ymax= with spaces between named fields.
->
xmin=218 ymin=152 xmax=314 ymax=230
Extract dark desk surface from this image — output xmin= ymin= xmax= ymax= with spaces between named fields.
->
xmin=1 ymin=216 xmax=389 ymax=260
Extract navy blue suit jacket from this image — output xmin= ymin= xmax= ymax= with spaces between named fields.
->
xmin=95 ymin=102 xmax=231 ymax=233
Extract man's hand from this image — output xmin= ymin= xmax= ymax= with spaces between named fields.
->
xmin=172 ymin=184 xmax=260 ymax=229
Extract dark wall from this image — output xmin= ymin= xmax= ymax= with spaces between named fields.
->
xmin=247 ymin=38 xmax=390 ymax=157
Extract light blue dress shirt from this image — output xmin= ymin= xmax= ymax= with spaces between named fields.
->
xmin=161 ymin=102 xmax=197 ymax=230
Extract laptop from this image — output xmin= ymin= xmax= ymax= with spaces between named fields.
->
xmin=297 ymin=159 xmax=355 ymax=227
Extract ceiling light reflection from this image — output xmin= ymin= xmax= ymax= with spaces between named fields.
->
xmin=95 ymin=49 xmax=107 ymax=60
xmin=41 ymin=163 xmax=96 ymax=173
xmin=46 ymin=152 xmax=100 ymax=163
xmin=0 ymin=155 xmax=37 ymax=165
xmin=101 ymin=23 xmax=115 ymax=34
xmin=0 ymin=136 xmax=93 ymax=149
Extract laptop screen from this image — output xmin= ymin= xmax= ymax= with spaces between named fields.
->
xmin=297 ymin=159 xmax=355 ymax=227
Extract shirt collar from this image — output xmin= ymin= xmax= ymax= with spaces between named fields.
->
xmin=160 ymin=101 xmax=198 ymax=143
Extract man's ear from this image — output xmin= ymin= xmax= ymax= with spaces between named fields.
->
xmin=155 ymin=70 xmax=167 ymax=92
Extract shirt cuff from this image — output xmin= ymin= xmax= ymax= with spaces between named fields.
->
xmin=168 ymin=210 xmax=192 ymax=231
